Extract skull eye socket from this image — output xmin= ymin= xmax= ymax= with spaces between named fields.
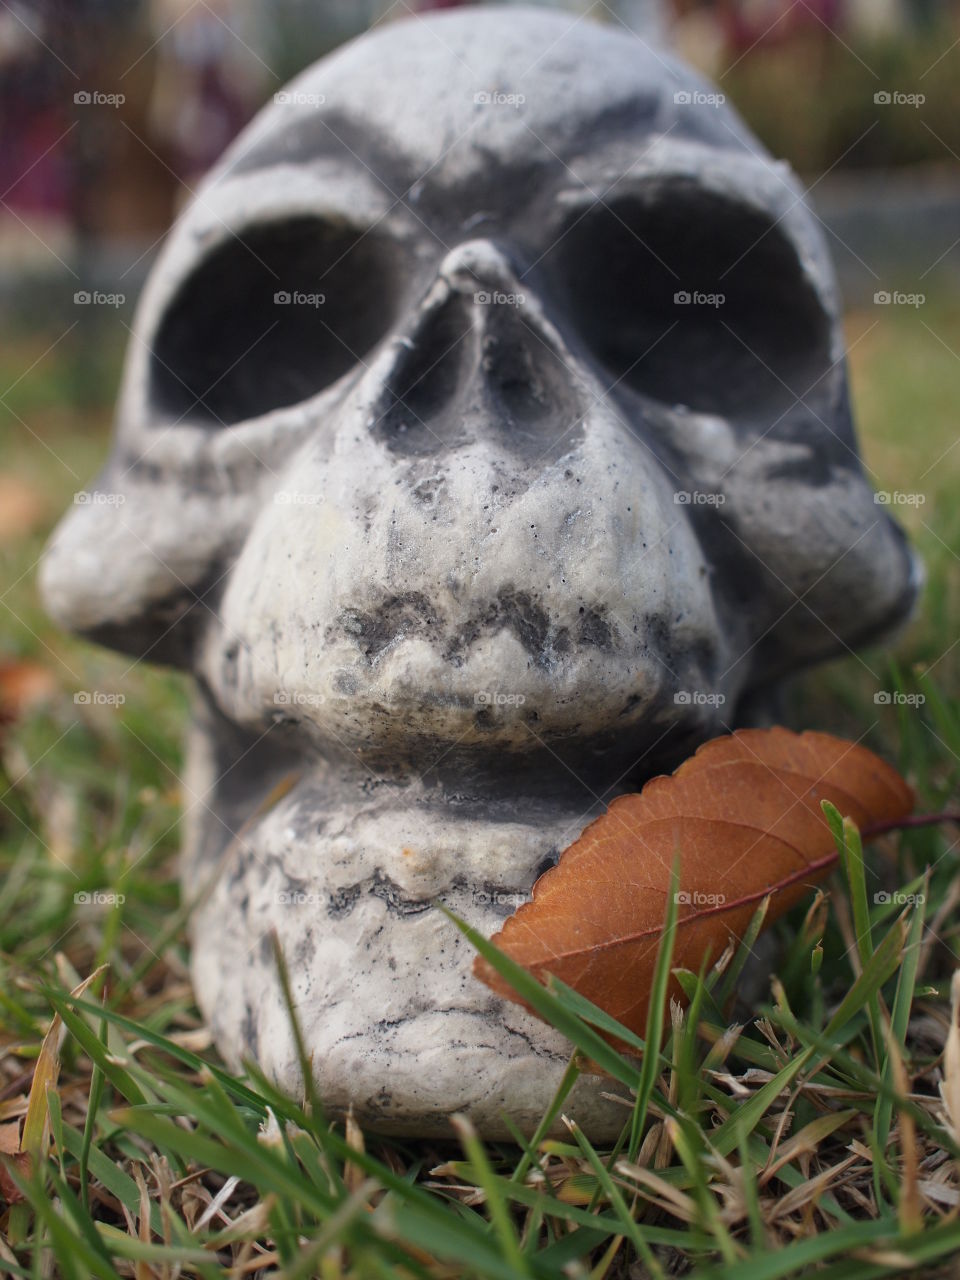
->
xmin=554 ymin=182 xmax=832 ymax=418
xmin=150 ymin=218 xmax=397 ymax=425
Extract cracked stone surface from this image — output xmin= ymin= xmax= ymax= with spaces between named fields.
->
xmin=41 ymin=6 xmax=917 ymax=1137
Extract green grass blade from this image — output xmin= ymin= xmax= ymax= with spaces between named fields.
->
xmin=823 ymin=803 xmax=883 ymax=1066
xmin=510 ymin=1051 xmax=581 ymax=1184
xmin=44 ymin=995 xmax=147 ymax=1107
xmin=630 ymin=858 xmax=680 ymax=1160
xmin=78 ymin=1009 xmax=108 ymax=1215
xmin=715 ymin=897 xmax=771 ymax=1010
xmin=60 ymin=1126 xmax=165 ymax=1236
xmin=451 ymin=1115 xmax=532 ymax=1276
xmin=565 ymin=1117 xmax=665 ymax=1280
xmin=875 ymin=881 xmax=927 ymax=1150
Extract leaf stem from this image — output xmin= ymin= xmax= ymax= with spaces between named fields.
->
xmin=861 ymin=811 xmax=960 ymax=839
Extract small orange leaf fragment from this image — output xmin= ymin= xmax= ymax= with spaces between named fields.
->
xmin=21 ymin=965 xmax=107 ymax=1161
xmin=0 ymin=660 xmax=57 ymax=724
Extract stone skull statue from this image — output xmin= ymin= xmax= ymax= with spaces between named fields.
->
xmin=42 ymin=6 xmax=916 ymax=1137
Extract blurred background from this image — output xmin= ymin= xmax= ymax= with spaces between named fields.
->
xmin=0 ymin=8 xmax=957 ymax=1251
xmin=1 ymin=0 xmax=959 ymax=779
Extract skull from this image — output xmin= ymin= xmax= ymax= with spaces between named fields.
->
xmin=42 ymin=7 xmax=916 ymax=1137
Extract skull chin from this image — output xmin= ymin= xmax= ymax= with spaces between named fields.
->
xmin=180 ymin=695 xmax=642 ymax=1138
xmin=198 ymin=430 xmax=737 ymax=771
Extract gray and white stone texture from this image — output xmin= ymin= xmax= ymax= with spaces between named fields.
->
xmin=42 ymin=7 xmax=917 ymax=1137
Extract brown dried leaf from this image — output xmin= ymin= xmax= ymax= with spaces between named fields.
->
xmin=0 ymin=475 xmax=47 ymax=545
xmin=940 ymin=969 xmax=960 ymax=1147
xmin=475 ymin=728 xmax=913 ymax=1036
xmin=0 ymin=660 xmax=58 ymax=724
xmin=20 ymin=965 xmax=107 ymax=1161
xmin=344 ymin=1106 xmax=367 ymax=1195
xmin=0 ymin=1121 xmax=27 ymax=1204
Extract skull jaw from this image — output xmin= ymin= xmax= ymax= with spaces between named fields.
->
xmin=182 ymin=691 xmax=682 ymax=1138
xmin=187 ymin=827 xmax=628 ymax=1139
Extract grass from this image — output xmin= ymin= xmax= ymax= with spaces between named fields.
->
xmin=0 ymin=285 xmax=959 ymax=1276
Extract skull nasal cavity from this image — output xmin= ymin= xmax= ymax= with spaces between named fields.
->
xmin=374 ymin=293 xmax=583 ymax=461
